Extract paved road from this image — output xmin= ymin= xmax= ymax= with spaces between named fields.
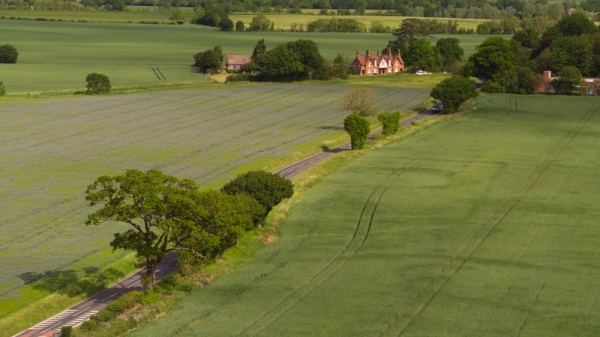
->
xmin=13 ymin=104 xmax=439 ymax=337
xmin=277 ymin=104 xmax=440 ymax=179
xmin=12 ymin=251 xmax=178 ymax=337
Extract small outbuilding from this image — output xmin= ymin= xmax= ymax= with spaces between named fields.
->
xmin=226 ymin=55 xmax=251 ymax=70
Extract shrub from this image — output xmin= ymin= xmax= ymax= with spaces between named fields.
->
xmin=80 ymin=319 xmax=97 ymax=331
xmin=92 ymin=309 xmax=117 ymax=322
xmin=344 ymin=114 xmax=370 ymax=150
xmin=481 ymin=81 xmax=504 ymax=93
xmin=377 ymin=112 xmax=401 ymax=136
xmin=60 ymin=326 xmax=73 ymax=337
xmin=85 ymin=73 xmax=111 ymax=94
xmin=140 ymin=291 xmax=160 ymax=305
xmin=0 ymin=44 xmax=18 ymax=63
xmin=105 ymin=298 xmax=129 ymax=315
xmin=0 ymin=81 xmax=5 ymax=96
xmin=221 ymin=171 xmax=294 ymax=214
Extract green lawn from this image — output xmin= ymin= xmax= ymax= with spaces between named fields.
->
xmin=127 ymin=94 xmax=600 ymax=337
xmin=0 ymin=83 xmax=429 ymax=333
xmin=0 ymin=18 xmax=502 ymax=93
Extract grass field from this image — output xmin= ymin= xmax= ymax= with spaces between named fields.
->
xmin=126 ymin=94 xmax=600 ymax=336
xmin=0 ymin=18 xmax=503 ymax=93
xmin=1 ymin=9 xmax=489 ymax=30
xmin=0 ymin=83 xmax=429 ymax=331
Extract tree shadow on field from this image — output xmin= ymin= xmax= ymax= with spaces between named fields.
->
xmin=18 ymin=267 xmax=125 ymax=298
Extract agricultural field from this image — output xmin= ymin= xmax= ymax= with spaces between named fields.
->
xmin=128 ymin=94 xmax=600 ymax=336
xmin=0 ymin=17 xmax=503 ymax=93
xmin=0 ymin=83 xmax=430 ymax=328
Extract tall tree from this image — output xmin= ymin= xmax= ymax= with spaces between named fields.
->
xmin=405 ymin=39 xmax=437 ymax=71
xmin=340 ymin=86 xmax=378 ymax=116
xmin=221 ymin=171 xmax=294 ymax=214
xmin=435 ymin=38 xmax=463 ymax=71
xmin=463 ymin=37 xmax=514 ymax=88
xmin=85 ymin=169 xmax=264 ymax=291
xmin=344 ymin=114 xmax=370 ymax=150
xmin=251 ymin=39 xmax=267 ymax=64
xmin=430 ymin=76 xmax=477 ymax=114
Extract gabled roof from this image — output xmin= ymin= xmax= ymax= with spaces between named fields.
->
xmin=226 ymin=55 xmax=251 ymax=65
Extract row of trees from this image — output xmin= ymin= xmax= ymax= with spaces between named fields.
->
xmin=85 ymin=169 xmax=294 ymax=291
xmin=462 ymin=12 xmax=600 ymax=94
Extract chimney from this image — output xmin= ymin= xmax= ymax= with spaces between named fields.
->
xmin=387 ymin=48 xmax=391 ymax=57
xmin=397 ymin=48 xmax=402 ymax=57
xmin=377 ymin=49 xmax=381 ymax=56
xmin=366 ymin=49 xmax=370 ymax=57
xmin=356 ymin=50 xmax=359 ymax=57
xmin=543 ymin=70 xmax=551 ymax=82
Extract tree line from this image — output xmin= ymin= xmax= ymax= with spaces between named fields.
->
xmin=85 ymin=169 xmax=294 ymax=291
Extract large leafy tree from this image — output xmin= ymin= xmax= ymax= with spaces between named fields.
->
xmin=435 ymin=38 xmax=464 ymax=71
xmin=0 ymin=44 xmax=18 ymax=63
xmin=340 ymin=86 xmax=378 ymax=116
xmin=463 ymin=37 xmax=513 ymax=87
xmin=555 ymin=12 xmax=597 ymax=37
xmin=257 ymin=44 xmax=304 ymax=81
xmin=221 ymin=171 xmax=294 ymax=214
xmin=405 ymin=39 xmax=437 ymax=71
xmin=85 ymin=169 xmax=263 ymax=291
xmin=251 ymin=39 xmax=267 ymax=64
xmin=430 ymin=75 xmax=478 ymax=114
xmin=192 ymin=45 xmax=223 ymax=73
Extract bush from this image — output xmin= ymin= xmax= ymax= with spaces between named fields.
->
xmin=0 ymin=44 xmax=18 ymax=63
xmin=221 ymin=171 xmax=294 ymax=213
xmin=80 ymin=319 xmax=97 ymax=331
xmin=0 ymin=81 xmax=5 ymax=96
xmin=140 ymin=291 xmax=160 ymax=305
xmin=377 ymin=112 xmax=401 ymax=136
xmin=344 ymin=114 xmax=370 ymax=150
xmin=85 ymin=73 xmax=111 ymax=94
xmin=92 ymin=309 xmax=117 ymax=322
xmin=60 ymin=326 xmax=73 ymax=337
xmin=481 ymin=81 xmax=504 ymax=93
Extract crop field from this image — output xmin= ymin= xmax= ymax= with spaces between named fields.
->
xmin=128 ymin=94 xmax=600 ymax=336
xmin=0 ymin=83 xmax=430 ymax=324
xmin=0 ymin=18 xmax=500 ymax=93
xmin=1 ymin=9 xmax=489 ymax=30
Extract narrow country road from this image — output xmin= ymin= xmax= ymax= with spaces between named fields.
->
xmin=12 ymin=104 xmax=439 ymax=337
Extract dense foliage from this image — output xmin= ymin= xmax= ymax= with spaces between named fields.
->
xmin=306 ymin=18 xmax=365 ymax=32
xmin=85 ymin=73 xmax=111 ymax=94
xmin=85 ymin=169 xmax=264 ymax=291
xmin=344 ymin=114 xmax=371 ymax=150
xmin=221 ymin=170 xmax=294 ymax=214
xmin=377 ymin=112 xmax=401 ymax=136
xmin=0 ymin=81 xmax=5 ymax=97
xmin=430 ymin=75 xmax=478 ymax=113
xmin=0 ymin=44 xmax=18 ymax=64
xmin=192 ymin=45 xmax=224 ymax=74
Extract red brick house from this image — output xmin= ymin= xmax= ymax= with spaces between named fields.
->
xmin=536 ymin=70 xmax=600 ymax=95
xmin=226 ymin=55 xmax=251 ymax=70
xmin=352 ymin=48 xmax=405 ymax=75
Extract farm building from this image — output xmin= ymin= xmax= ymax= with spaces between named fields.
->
xmin=351 ymin=48 xmax=405 ymax=76
xmin=226 ymin=55 xmax=251 ymax=70
xmin=536 ymin=70 xmax=600 ymax=95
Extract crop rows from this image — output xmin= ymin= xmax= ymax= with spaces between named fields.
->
xmin=128 ymin=94 xmax=600 ymax=336
xmin=0 ymin=84 xmax=429 ymax=318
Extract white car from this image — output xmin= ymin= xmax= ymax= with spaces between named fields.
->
xmin=415 ymin=70 xmax=429 ymax=75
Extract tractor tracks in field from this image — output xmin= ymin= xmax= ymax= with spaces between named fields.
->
xmin=237 ymin=102 xmax=521 ymax=336
xmin=380 ymin=98 xmax=600 ymax=337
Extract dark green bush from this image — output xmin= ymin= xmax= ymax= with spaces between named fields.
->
xmin=0 ymin=44 xmax=18 ymax=63
xmin=377 ymin=112 xmax=401 ymax=136
xmin=140 ymin=292 xmax=160 ymax=305
xmin=175 ymin=281 xmax=195 ymax=293
xmin=85 ymin=73 xmax=111 ymax=94
xmin=344 ymin=114 xmax=370 ymax=150
xmin=105 ymin=298 xmax=129 ymax=315
xmin=481 ymin=81 xmax=504 ymax=93
xmin=0 ymin=81 xmax=5 ymax=96
xmin=221 ymin=171 xmax=294 ymax=214
xmin=60 ymin=326 xmax=73 ymax=337
xmin=92 ymin=309 xmax=117 ymax=322
xmin=80 ymin=319 xmax=97 ymax=331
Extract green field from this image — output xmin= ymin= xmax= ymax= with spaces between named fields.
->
xmin=127 ymin=94 xmax=600 ymax=336
xmin=1 ymin=9 xmax=489 ymax=30
xmin=0 ymin=18 xmax=503 ymax=93
xmin=0 ymin=84 xmax=429 ymax=327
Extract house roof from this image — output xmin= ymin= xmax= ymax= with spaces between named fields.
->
xmin=226 ymin=55 xmax=251 ymax=65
